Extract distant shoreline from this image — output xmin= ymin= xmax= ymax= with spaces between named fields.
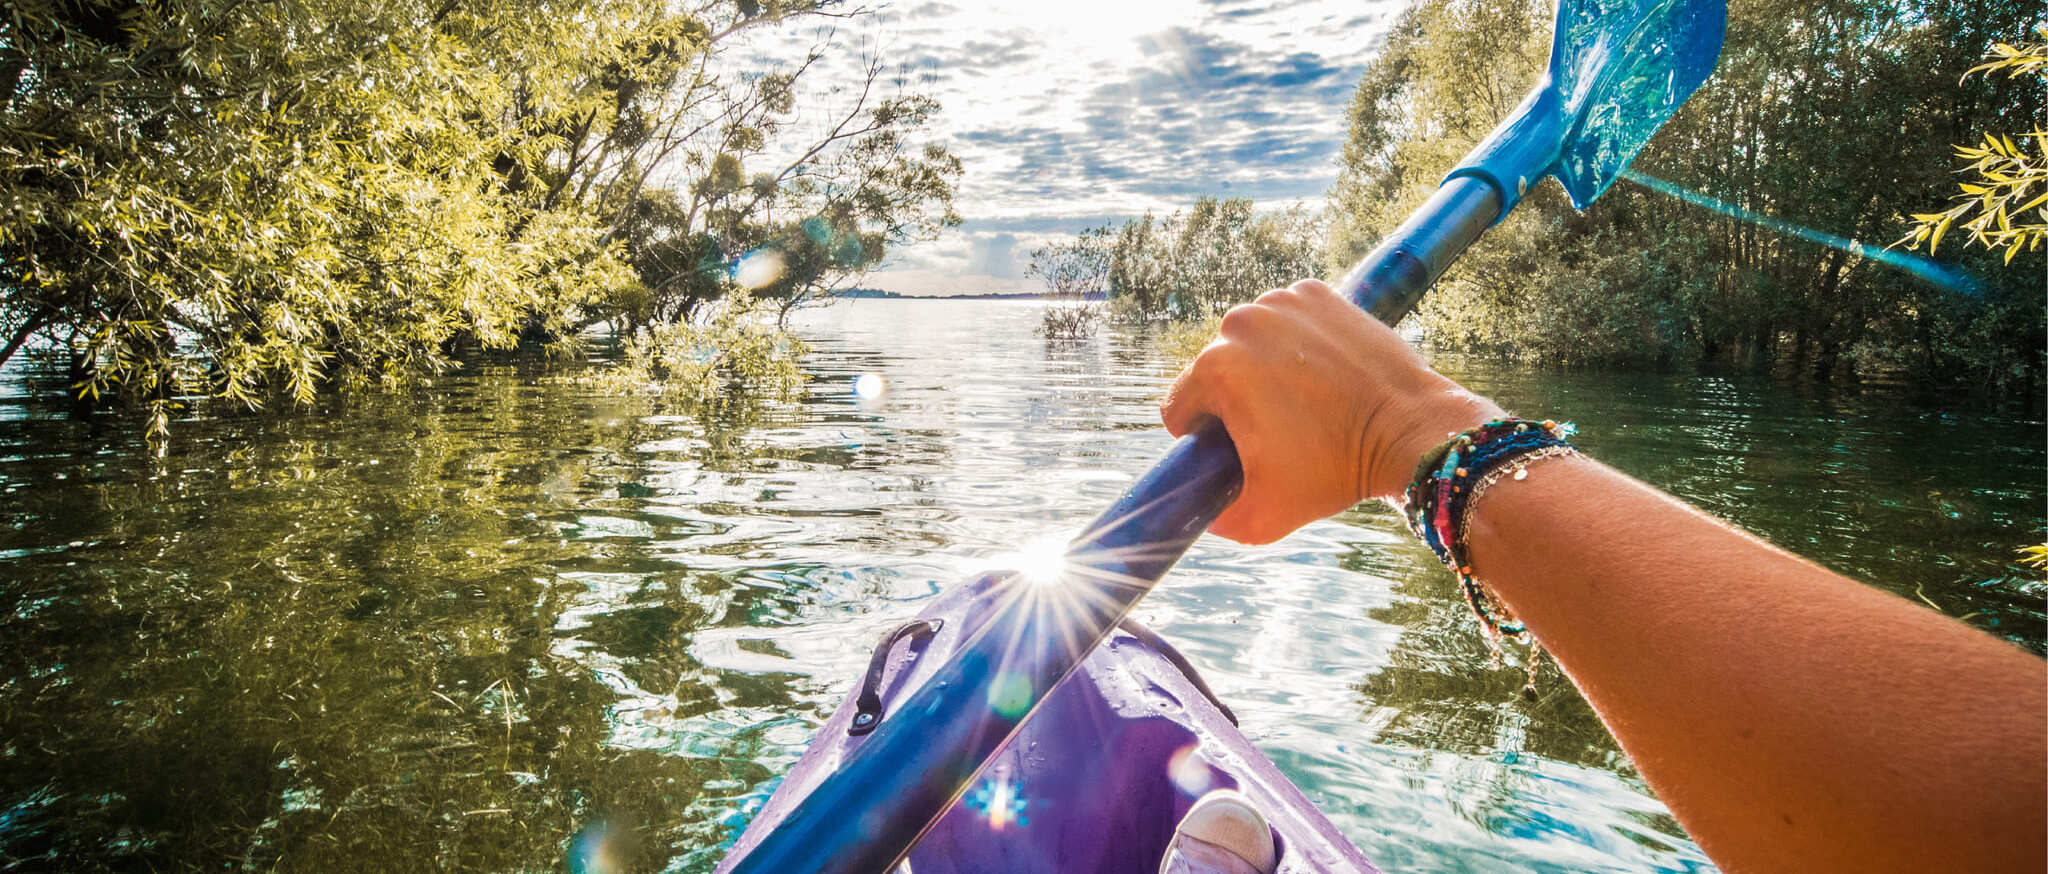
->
xmin=837 ymin=289 xmax=1105 ymax=302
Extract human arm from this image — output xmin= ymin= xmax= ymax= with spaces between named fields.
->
xmin=1161 ymin=279 xmax=2048 ymax=874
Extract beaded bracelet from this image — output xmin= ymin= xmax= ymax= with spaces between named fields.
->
xmin=1401 ymin=418 xmax=1579 ymax=651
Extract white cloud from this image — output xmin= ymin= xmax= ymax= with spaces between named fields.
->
xmin=726 ymin=0 xmax=1408 ymax=294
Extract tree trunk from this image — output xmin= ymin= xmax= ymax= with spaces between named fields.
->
xmin=1815 ymin=338 xmax=1840 ymax=382
xmin=0 ymin=311 xmax=48 ymax=370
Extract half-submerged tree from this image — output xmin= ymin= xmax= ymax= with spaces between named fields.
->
xmin=593 ymin=50 xmax=961 ymax=328
xmin=1026 ymin=228 xmax=1112 ymax=298
xmin=1102 ymin=198 xmax=1324 ymax=321
xmin=0 ymin=0 xmax=959 ymax=437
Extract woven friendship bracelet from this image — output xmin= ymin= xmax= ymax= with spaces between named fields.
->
xmin=1457 ymin=444 xmax=1583 ymax=537
xmin=1401 ymin=418 xmax=1579 ymax=648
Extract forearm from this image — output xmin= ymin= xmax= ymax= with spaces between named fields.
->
xmin=1466 ymin=454 xmax=2046 ymax=874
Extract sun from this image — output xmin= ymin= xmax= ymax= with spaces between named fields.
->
xmin=937 ymin=0 xmax=1200 ymax=74
xmin=1023 ymin=0 xmax=1199 ymax=63
xmin=983 ymin=533 xmax=1075 ymax=588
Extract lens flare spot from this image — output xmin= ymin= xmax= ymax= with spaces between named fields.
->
xmin=1168 ymin=743 xmax=1215 ymax=797
xmin=965 ymin=773 xmax=1029 ymax=830
xmin=853 ymin=373 xmax=886 ymax=401
xmin=566 ymin=820 xmax=628 ymax=874
xmin=987 ymin=671 xmax=1034 ymax=719
xmin=802 ymin=216 xmax=833 ymax=245
xmin=732 ymin=249 xmax=786 ymax=290
xmin=1622 ymin=170 xmax=1984 ymax=296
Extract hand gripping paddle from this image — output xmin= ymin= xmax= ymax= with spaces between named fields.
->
xmin=723 ymin=1 xmax=1726 ymax=871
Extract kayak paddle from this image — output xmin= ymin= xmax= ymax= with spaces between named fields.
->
xmin=721 ymin=1 xmax=1726 ymax=871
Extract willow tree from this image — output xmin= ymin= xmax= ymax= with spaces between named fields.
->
xmin=0 ymin=0 xmax=959 ymax=436
xmin=1902 ymin=29 xmax=2047 ymax=263
xmin=513 ymin=31 xmax=962 ymax=328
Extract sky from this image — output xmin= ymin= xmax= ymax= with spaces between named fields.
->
xmin=729 ymin=0 xmax=1409 ymax=295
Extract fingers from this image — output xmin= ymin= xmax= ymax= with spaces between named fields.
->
xmin=1159 ymin=369 xmax=1211 ymax=439
xmin=1158 ymin=277 xmax=1357 ymax=546
xmin=1163 ymin=288 xmax=1294 ymax=437
xmin=1209 ymin=498 xmax=1294 ymax=546
xmin=1161 ymin=337 xmax=1238 ymax=438
xmin=1162 ymin=357 xmax=1295 ymax=546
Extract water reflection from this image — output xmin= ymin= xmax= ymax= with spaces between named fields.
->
xmin=0 ymin=300 xmax=2038 ymax=873
xmin=0 ymin=369 xmax=773 ymax=871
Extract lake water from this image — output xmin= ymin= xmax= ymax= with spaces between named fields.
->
xmin=1 ymin=298 xmax=2040 ymax=872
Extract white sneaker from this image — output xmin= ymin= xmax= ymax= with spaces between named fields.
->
xmin=1158 ymin=789 xmax=1278 ymax=874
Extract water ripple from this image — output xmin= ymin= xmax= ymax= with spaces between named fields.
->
xmin=0 ymin=300 xmax=2037 ymax=872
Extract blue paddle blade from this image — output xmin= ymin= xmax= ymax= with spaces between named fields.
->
xmin=1550 ymin=0 xmax=1727 ymax=207
xmin=1446 ymin=0 xmax=1726 ymax=214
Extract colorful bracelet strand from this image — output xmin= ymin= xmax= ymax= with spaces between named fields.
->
xmin=1401 ymin=418 xmax=1579 ymax=649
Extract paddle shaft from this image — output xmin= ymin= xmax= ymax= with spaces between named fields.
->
xmin=722 ymin=176 xmax=1502 ymax=874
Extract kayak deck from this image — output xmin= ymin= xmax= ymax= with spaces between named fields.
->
xmin=717 ymin=572 xmax=1380 ymax=873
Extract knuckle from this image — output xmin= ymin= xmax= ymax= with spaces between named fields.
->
xmin=1290 ymin=278 xmax=1334 ymax=297
xmin=1218 ymin=303 xmax=1266 ymax=337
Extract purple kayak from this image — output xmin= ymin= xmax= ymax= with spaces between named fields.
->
xmin=716 ymin=572 xmax=1381 ymax=873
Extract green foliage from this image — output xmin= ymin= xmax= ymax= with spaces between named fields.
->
xmin=592 ymin=290 xmax=807 ymax=407
xmin=1157 ymin=314 xmax=1224 ymax=367
xmin=2021 ymin=543 xmax=2048 ymax=569
xmin=1329 ymin=0 xmax=2046 ymax=388
xmin=619 ymin=64 xmax=961 ymax=326
xmin=1901 ymin=29 xmax=2047 ymax=263
xmin=1104 ymin=291 xmax=1151 ymax=325
xmin=1105 ymin=198 xmax=1325 ymax=321
xmin=1026 ymin=228 xmax=1112 ymax=297
xmin=2 ymin=1 xmax=624 ymax=420
xmin=1037 ymin=303 xmax=1103 ymax=340
xmin=0 ymin=0 xmax=956 ymax=437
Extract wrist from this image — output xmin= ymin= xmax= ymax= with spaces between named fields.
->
xmin=1360 ymin=381 xmax=1504 ymax=500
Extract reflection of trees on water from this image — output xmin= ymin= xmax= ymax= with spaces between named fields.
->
xmin=0 ymin=360 xmax=865 ymax=872
xmin=1339 ymin=362 xmax=2044 ymax=843
xmin=1 ymin=304 xmax=2038 ymax=872
xmin=1337 ymin=535 xmax=1623 ymax=771
xmin=1332 ymin=530 xmax=1702 ymax=855
xmin=1437 ymin=362 xmax=2047 ymax=650
xmin=1104 ymin=321 xmax=1172 ymax=376
xmin=1031 ymin=332 xmax=1133 ymax=449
